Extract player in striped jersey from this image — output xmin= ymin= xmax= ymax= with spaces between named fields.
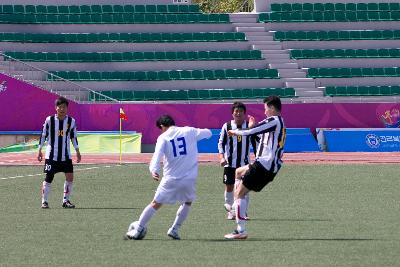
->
xmin=224 ymin=96 xmax=286 ymax=240
xmin=218 ymin=102 xmax=256 ymax=220
xmin=37 ymin=96 xmax=81 ymax=209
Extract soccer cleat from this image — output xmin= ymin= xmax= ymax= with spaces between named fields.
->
xmin=167 ymin=228 xmax=181 ymax=240
xmin=224 ymin=203 xmax=232 ymax=212
xmin=224 ymin=230 xmax=248 ymax=240
xmin=227 ymin=211 xmax=235 ymax=220
xmin=62 ymin=200 xmax=75 ymax=208
xmin=41 ymin=202 xmax=49 ymax=209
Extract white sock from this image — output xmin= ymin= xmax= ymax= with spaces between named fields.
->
xmin=63 ymin=181 xmax=73 ymax=202
xmin=42 ymin=181 xmax=51 ymax=203
xmin=245 ymin=193 xmax=250 ymax=216
xmin=235 ymin=198 xmax=248 ymax=232
xmin=171 ymin=203 xmax=191 ymax=231
xmin=138 ymin=205 xmax=157 ymax=228
xmin=224 ymin=190 xmax=234 ymax=207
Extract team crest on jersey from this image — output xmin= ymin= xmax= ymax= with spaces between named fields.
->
xmin=366 ymin=134 xmax=380 ymax=148
xmin=0 ymin=80 xmax=7 ymax=93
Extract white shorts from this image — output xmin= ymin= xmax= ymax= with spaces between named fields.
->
xmin=154 ymin=177 xmax=197 ymax=205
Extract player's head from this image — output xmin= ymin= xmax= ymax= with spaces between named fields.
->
xmin=156 ymin=115 xmax=175 ymax=132
xmin=55 ymin=96 xmax=69 ymax=119
xmin=263 ymin=96 xmax=281 ymax=117
xmin=231 ymin=102 xmax=246 ymax=124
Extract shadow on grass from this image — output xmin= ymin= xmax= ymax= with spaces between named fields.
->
xmin=74 ymin=207 xmax=140 ymax=210
xmin=249 ymin=218 xmax=333 ymax=222
xmin=125 ymin=237 xmax=380 ymax=242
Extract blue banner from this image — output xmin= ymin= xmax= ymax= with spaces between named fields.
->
xmin=197 ymin=128 xmax=320 ymax=153
xmin=324 ymin=129 xmax=400 ymax=152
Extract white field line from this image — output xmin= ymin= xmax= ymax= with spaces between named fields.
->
xmin=0 ymin=165 xmax=120 ymax=181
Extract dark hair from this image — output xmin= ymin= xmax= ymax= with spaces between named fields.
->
xmin=156 ymin=115 xmax=175 ymax=129
xmin=231 ymin=101 xmax=246 ymax=114
xmin=264 ymin=95 xmax=281 ymax=112
xmin=55 ymin=96 xmax=69 ymax=107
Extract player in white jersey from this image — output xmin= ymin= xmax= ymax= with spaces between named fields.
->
xmin=38 ymin=96 xmax=81 ymax=209
xmin=218 ymin=102 xmax=256 ymax=220
xmin=125 ymin=115 xmax=212 ymax=240
xmin=224 ymin=96 xmax=286 ymax=240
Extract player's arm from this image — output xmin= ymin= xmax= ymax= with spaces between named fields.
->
xmin=149 ymin=137 xmax=165 ymax=181
xmin=37 ymin=118 xmax=49 ymax=162
xmin=195 ymin=128 xmax=212 ymax=141
xmin=229 ymin=118 xmax=278 ymax=136
xmin=70 ymin=120 xmax=81 ymax=163
xmin=217 ymin=124 xmax=228 ymax=167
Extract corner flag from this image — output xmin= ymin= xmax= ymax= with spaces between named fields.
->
xmin=119 ymin=108 xmax=128 ymax=120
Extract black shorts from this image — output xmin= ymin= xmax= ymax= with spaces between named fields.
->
xmin=43 ymin=159 xmax=73 ymax=174
xmin=241 ymin=161 xmax=276 ymax=192
xmin=223 ymin=167 xmax=236 ymax=185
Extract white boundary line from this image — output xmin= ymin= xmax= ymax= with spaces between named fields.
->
xmin=0 ymin=165 xmax=119 ymax=181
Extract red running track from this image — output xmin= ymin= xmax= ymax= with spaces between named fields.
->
xmin=1 ymin=152 xmax=400 ymax=166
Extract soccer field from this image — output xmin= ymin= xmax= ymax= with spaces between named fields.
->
xmin=1 ymin=164 xmax=399 ymax=266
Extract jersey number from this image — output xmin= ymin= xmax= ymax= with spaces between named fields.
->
xmin=58 ymin=130 xmax=64 ymax=137
xmin=170 ymin=137 xmax=187 ymax=157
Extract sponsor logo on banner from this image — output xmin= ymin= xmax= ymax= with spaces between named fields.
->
xmin=380 ymin=108 xmax=400 ymax=128
xmin=0 ymin=80 xmax=7 ymax=93
xmin=366 ymin=133 xmax=400 ymax=149
xmin=366 ymin=134 xmax=380 ymax=148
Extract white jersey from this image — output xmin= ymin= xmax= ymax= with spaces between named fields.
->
xmin=149 ymin=126 xmax=212 ymax=180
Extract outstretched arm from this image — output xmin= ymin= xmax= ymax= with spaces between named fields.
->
xmin=149 ymin=138 xmax=165 ymax=181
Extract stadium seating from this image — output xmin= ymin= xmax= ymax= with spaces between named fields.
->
xmin=0 ymin=4 xmax=201 ymax=14
xmin=260 ymin=2 xmax=400 ymax=22
xmin=0 ymin=13 xmax=230 ymax=24
xmin=49 ymin=69 xmax=279 ymax=81
xmin=0 ymin=32 xmax=246 ymax=43
xmin=325 ymin=85 xmax=400 ymax=96
xmin=274 ymin=30 xmax=400 ymax=41
xmin=290 ymin=49 xmax=400 ymax=59
xmin=89 ymin=88 xmax=296 ymax=101
xmin=4 ymin=50 xmax=263 ymax=62
xmin=307 ymin=67 xmax=400 ymax=78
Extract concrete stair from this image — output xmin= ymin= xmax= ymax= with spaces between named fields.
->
xmin=231 ymin=14 xmax=321 ymax=98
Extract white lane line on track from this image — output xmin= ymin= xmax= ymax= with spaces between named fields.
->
xmin=0 ymin=165 xmax=119 ymax=180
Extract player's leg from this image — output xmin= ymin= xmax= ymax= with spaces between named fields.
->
xmin=62 ymin=160 xmax=75 ymax=208
xmin=126 ymin=200 xmax=161 ymax=239
xmin=41 ymin=160 xmax=55 ymax=208
xmin=223 ymin=167 xmax=235 ymax=219
xmin=168 ymin=201 xmax=192 ymax=240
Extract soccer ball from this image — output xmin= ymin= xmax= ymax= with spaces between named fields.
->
xmin=126 ymin=221 xmax=147 ymax=240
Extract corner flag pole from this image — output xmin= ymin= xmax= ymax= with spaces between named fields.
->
xmin=119 ymin=116 xmax=122 ymax=164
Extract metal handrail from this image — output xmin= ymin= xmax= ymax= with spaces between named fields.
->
xmin=0 ymin=52 xmax=118 ymax=103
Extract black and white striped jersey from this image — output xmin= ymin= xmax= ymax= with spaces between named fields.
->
xmin=39 ymin=115 xmax=79 ymax=161
xmin=231 ymin=116 xmax=286 ymax=173
xmin=218 ymin=120 xmax=254 ymax=168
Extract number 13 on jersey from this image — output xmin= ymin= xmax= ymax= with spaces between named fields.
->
xmin=169 ymin=137 xmax=187 ymax=157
